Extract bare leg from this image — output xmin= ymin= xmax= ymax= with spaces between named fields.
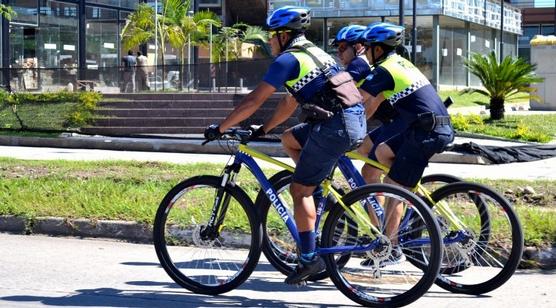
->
xmin=290 ymin=182 xmax=317 ymax=232
xmin=375 ymin=143 xmax=404 ymax=245
xmin=281 ymin=129 xmax=302 ymax=163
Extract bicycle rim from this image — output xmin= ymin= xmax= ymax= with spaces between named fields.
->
xmin=322 ymin=184 xmax=442 ymax=307
xmin=430 ymin=182 xmax=524 ymax=295
xmin=153 ymin=176 xmax=262 ymax=295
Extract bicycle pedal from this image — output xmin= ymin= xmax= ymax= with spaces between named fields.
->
xmin=294 ymin=280 xmax=308 ymax=287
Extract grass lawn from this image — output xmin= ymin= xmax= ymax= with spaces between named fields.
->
xmin=450 ymin=113 xmax=556 ymax=143
xmin=0 ymin=158 xmax=554 ymax=248
xmin=439 ymin=90 xmax=489 ymax=108
xmin=438 ymin=90 xmax=528 ymax=108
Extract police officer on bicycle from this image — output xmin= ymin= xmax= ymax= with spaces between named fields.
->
xmin=204 ymin=6 xmax=366 ymax=284
xmin=333 ymin=24 xmax=370 ymax=86
xmin=358 ymin=22 xmax=455 ymax=265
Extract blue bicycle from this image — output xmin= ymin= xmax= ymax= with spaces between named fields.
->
xmin=259 ymin=152 xmax=523 ymax=295
xmin=153 ymin=129 xmax=443 ymax=307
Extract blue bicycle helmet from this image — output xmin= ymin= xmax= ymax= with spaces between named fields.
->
xmin=332 ymin=25 xmax=367 ymax=45
xmin=266 ymin=6 xmax=311 ymax=31
xmin=362 ymin=22 xmax=405 ymax=47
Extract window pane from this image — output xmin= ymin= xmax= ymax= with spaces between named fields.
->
xmin=439 ymin=16 xmax=466 ymax=87
xmin=9 ymin=0 xmax=39 ymax=26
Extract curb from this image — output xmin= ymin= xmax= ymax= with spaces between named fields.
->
xmin=0 ymin=134 xmax=487 ymax=164
xmin=0 ymin=215 xmax=152 ymax=243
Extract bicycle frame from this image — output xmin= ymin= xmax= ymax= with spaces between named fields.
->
xmin=235 ymin=143 xmax=468 ymax=247
xmin=344 ymin=151 xmax=467 ymax=231
xmin=212 ymin=144 xmax=382 ymax=255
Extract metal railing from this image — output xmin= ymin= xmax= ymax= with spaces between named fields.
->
xmin=0 ymin=59 xmax=274 ymax=94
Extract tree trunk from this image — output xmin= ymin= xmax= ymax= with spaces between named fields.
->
xmin=489 ymin=97 xmax=505 ymax=120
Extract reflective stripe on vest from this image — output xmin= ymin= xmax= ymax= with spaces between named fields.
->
xmin=380 ymin=54 xmax=430 ymax=105
xmin=285 ymin=40 xmax=335 ymax=94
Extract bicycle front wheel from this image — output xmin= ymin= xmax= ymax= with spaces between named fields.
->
xmin=153 ymin=175 xmax=262 ymax=295
xmin=322 ymin=184 xmax=443 ymax=307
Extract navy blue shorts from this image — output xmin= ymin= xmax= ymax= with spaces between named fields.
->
xmin=367 ymin=118 xmax=407 ymax=161
xmin=291 ymin=104 xmax=366 ymax=186
xmin=388 ymin=124 xmax=455 ymax=187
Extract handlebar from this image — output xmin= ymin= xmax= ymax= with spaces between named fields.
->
xmin=202 ymin=128 xmax=253 ymax=145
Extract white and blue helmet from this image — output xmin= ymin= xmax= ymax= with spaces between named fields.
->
xmin=333 ymin=25 xmax=367 ymax=45
xmin=266 ymin=6 xmax=311 ymax=31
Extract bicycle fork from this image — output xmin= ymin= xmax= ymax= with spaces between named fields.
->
xmin=201 ymin=164 xmax=240 ymax=241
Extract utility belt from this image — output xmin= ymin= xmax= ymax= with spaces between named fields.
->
xmin=297 ymin=90 xmax=350 ymax=123
xmin=413 ymin=112 xmax=451 ymax=131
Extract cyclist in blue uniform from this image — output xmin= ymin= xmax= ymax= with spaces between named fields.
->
xmin=204 ymin=6 xmax=366 ymax=283
xmin=332 ymin=24 xmax=370 ymax=85
xmin=358 ymin=22 xmax=455 ymax=265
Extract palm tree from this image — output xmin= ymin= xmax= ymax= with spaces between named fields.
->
xmin=212 ymin=23 xmax=269 ymax=62
xmin=0 ymin=4 xmax=16 ymax=20
xmin=462 ymin=51 xmax=544 ymax=120
xmin=121 ymin=3 xmax=155 ymax=51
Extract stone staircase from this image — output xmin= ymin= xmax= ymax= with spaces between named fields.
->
xmin=82 ymin=93 xmax=298 ymax=136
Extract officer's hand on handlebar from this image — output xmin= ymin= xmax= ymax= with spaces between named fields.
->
xmin=204 ymin=124 xmax=222 ymax=142
xmin=248 ymin=124 xmax=266 ymax=140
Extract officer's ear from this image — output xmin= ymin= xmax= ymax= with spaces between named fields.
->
xmin=279 ymin=31 xmax=291 ymax=45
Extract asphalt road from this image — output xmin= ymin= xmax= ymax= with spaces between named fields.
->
xmin=0 ymin=234 xmax=554 ymax=308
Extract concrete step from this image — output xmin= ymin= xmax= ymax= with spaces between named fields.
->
xmin=98 ymin=98 xmax=282 ymax=109
xmin=96 ymin=108 xmax=235 ymax=118
xmin=82 ymin=126 xmax=205 ymax=135
xmin=102 ymin=92 xmax=285 ymax=101
xmin=92 ymin=116 xmax=299 ymax=128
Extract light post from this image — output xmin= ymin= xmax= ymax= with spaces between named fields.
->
xmin=209 ymin=23 xmax=213 ymax=64
xmin=154 ymin=0 xmax=158 ymax=91
xmin=500 ymin=0 xmax=504 ymax=62
xmin=187 ymin=10 xmax=193 ymax=90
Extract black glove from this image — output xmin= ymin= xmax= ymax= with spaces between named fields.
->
xmin=204 ymin=124 xmax=222 ymax=141
xmin=248 ymin=125 xmax=266 ymax=140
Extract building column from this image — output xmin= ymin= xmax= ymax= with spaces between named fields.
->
xmin=78 ymin=0 xmax=86 ymax=80
xmin=323 ymin=17 xmax=328 ymax=51
xmin=1 ymin=0 xmax=10 ymax=90
xmin=432 ymin=15 xmax=440 ymax=91
xmin=466 ymin=21 xmax=471 ymax=87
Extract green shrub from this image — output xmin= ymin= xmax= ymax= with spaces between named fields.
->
xmin=0 ymin=90 xmax=102 ymax=131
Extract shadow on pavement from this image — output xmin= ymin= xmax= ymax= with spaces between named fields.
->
xmin=0 ymin=284 xmax=357 ymax=307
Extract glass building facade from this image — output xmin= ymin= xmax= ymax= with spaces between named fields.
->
xmin=269 ymin=0 xmax=522 ymax=89
xmin=0 ymin=0 xmax=140 ymax=90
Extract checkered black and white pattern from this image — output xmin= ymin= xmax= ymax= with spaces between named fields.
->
xmin=291 ymin=61 xmax=335 ymax=92
xmin=388 ymin=78 xmax=429 ymax=105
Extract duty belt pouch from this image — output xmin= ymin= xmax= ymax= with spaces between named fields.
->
xmin=298 ymin=104 xmax=334 ymax=122
xmin=415 ymin=112 xmax=436 ymax=131
xmin=327 ymin=71 xmax=362 ymax=107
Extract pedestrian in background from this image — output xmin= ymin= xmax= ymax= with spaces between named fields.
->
xmin=136 ymin=51 xmax=149 ymax=91
xmin=121 ymin=50 xmax=136 ymax=93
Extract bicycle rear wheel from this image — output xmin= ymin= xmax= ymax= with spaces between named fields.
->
xmin=429 ymin=182 xmax=523 ymax=295
xmin=153 ymin=175 xmax=262 ymax=295
xmin=322 ymin=184 xmax=442 ymax=307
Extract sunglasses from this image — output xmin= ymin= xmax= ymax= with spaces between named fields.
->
xmin=337 ymin=45 xmax=350 ymax=53
xmin=268 ymin=30 xmax=292 ymax=38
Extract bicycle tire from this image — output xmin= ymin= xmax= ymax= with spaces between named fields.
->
xmin=429 ymin=182 xmax=524 ymax=295
xmin=153 ymin=175 xmax=262 ymax=295
xmin=322 ymin=183 xmax=443 ymax=307
xmin=420 ymin=173 xmax=462 ymax=187
xmin=409 ymin=173 xmax=486 ymax=276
